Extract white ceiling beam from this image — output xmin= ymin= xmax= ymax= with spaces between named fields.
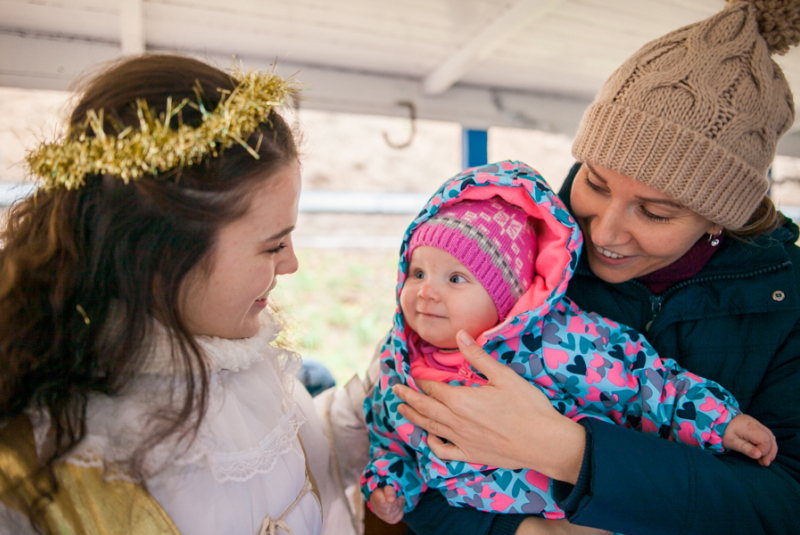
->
xmin=422 ymin=0 xmax=566 ymax=96
xmin=0 ymin=32 xmax=591 ymax=133
xmin=120 ymin=0 xmax=145 ymax=55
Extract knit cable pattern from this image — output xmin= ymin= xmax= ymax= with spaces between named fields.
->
xmin=573 ymin=0 xmax=800 ymax=229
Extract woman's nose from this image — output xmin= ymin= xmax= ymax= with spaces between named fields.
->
xmin=589 ymin=204 xmax=629 ymax=245
xmin=278 ymin=244 xmax=299 ymax=276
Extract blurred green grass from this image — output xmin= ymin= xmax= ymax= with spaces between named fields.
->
xmin=272 ymin=248 xmax=400 ymax=385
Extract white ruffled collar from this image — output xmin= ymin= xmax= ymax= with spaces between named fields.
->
xmin=34 ymin=318 xmax=306 ymax=484
xmin=196 ymin=323 xmax=280 ymax=373
xmin=140 ymin=318 xmax=284 ymax=375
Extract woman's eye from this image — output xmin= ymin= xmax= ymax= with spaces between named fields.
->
xmin=585 ymin=176 xmax=605 ymax=193
xmin=449 ymin=274 xmax=467 ymax=283
xmin=640 ymin=206 xmax=671 ymax=223
xmin=265 ymin=242 xmax=287 ymax=254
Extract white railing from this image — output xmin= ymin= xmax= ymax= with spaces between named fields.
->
xmin=0 ymin=183 xmax=430 ymax=215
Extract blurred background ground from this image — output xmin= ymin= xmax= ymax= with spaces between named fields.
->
xmin=3 ymin=87 xmax=800 ymax=384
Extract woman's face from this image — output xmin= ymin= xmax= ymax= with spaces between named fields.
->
xmin=180 ymin=161 xmax=301 ymax=339
xmin=570 ymin=163 xmax=722 ymax=284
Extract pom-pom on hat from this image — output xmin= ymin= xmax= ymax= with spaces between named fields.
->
xmin=572 ymin=0 xmax=800 ymax=230
xmin=408 ymin=197 xmax=536 ymax=320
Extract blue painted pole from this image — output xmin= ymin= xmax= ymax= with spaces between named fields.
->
xmin=462 ymin=128 xmax=488 ymax=170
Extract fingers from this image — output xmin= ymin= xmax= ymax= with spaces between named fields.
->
xmin=723 ymin=415 xmax=779 ymax=467
xmin=368 ymin=487 xmax=384 ymax=508
xmin=386 ymin=496 xmax=405 ymax=524
xmin=426 ymin=432 xmax=468 ymax=462
xmin=727 ymin=437 xmax=761 ymax=459
xmin=391 ymin=385 xmax=471 ymax=461
xmin=393 ymin=382 xmax=441 ymax=410
xmin=456 ymin=330 xmax=513 ymax=384
xmin=764 ymin=431 xmax=778 ymax=466
xmin=369 ymin=487 xmax=405 ymax=524
xmin=393 ymin=383 xmax=457 ymax=432
xmin=395 ymin=394 xmax=457 ymax=444
xmin=741 ymin=420 xmax=777 ymax=466
xmin=754 ymin=427 xmax=778 ymax=467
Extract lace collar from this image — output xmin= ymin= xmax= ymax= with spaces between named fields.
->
xmin=140 ymin=317 xmax=286 ymax=375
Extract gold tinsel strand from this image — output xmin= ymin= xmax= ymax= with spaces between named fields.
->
xmin=26 ymin=69 xmax=293 ymax=190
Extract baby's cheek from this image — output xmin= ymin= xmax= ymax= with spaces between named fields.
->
xmin=466 ymin=315 xmax=500 ymax=339
xmin=399 ymin=290 xmax=416 ymax=323
xmin=399 ymin=285 xmax=412 ymax=306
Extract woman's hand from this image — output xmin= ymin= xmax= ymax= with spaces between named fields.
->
xmin=393 ymin=330 xmax=586 ymax=484
xmin=515 ymin=517 xmax=611 ymax=535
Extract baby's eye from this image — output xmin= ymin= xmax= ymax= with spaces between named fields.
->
xmin=449 ymin=274 xmax=467 ymax=283
xmin=413 ymin=270 xmax=425 ymax=279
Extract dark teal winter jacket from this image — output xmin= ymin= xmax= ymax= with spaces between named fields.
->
xmin=404 ymin=163 xmax=800 ymax=535
xmin=556 ymin=164 xmax=800 ymax=535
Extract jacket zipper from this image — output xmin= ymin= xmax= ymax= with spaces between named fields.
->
xmin=582 ymin=260 xmax=792 ymax=333
xmin=645 ymin=294 xmax=663 ymax=332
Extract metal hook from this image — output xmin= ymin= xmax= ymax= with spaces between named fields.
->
xmin=383 ymin=100 xmax=417 ymax=149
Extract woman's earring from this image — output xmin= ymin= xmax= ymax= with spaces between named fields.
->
xmin=708 ymin=230 xmax=722 ymax=247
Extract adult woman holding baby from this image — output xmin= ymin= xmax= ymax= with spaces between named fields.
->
xmin=397 ymin=1 xmax=800 ymax=533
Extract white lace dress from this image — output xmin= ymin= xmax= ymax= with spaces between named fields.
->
xmin=28 ymin=320 xmax=365 ymax=535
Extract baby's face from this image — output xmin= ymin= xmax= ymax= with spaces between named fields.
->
xmin=400 ymin=246 xmax=498 ymax=349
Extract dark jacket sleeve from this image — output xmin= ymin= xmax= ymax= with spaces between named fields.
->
xmin=565 ymin=358 xmax=800 ymax=535
xmin=403 ymin=489 xmax=528 ymax=535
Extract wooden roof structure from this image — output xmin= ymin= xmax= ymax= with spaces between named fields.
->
xmin=2 ymin=0 xmax=799 ymax=155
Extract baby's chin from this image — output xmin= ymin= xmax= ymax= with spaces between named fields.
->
xmin=417 ymin=333 xmax=458 ymax=350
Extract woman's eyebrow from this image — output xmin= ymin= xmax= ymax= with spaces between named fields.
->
xmin=634 ymin=196 xmax=684 ymax=209
xmin=585 ymin=163 xmax=684 ymax=210
xmin=263 ymin=225 xmax=295 ymax=242
xmin=584 ymin=163 xmax=607 ymax=183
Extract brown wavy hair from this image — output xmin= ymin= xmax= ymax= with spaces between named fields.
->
xmin=0 ymin=54 xmax=297 ymax=528
xmin=726 ymin=195 xmax=786 ymax=240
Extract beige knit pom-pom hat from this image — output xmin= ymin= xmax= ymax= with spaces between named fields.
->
xmin=572 ymin=0 xmax=800 ymax=229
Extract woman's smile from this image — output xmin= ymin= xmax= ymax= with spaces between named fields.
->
xmin=591 ymin=244 xmax=631 ymax=262
xmin=570 ymin=163 xmax=719 ymax=283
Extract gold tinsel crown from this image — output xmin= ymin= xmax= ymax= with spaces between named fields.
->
xmin=26 ymin=68 xmax=294 ymax=190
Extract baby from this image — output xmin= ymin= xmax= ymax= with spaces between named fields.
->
xmin=361 ymin=161 xmax=776 ymax=523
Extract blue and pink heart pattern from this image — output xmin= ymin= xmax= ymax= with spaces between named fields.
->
xmin=361 ymin=161 xmax=740 ymax=517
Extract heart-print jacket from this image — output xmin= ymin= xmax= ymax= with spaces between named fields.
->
xmin=360 ymin=161 xmax=741 ymax=517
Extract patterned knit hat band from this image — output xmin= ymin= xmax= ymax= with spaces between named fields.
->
xmin=408 ymin=198 xmax=535 ymax=319
xmin=572 ymin=0 xmax=800 ymax=230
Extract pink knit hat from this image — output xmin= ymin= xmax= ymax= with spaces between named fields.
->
xmin=408 ymin=197 xmax=536 ymax=319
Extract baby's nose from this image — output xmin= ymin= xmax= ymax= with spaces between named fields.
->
xmin=418 ymin=283 xmax=440 ymax=300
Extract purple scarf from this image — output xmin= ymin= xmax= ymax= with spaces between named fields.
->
xmin=635 ymin=234 xmax=723 ymax=294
